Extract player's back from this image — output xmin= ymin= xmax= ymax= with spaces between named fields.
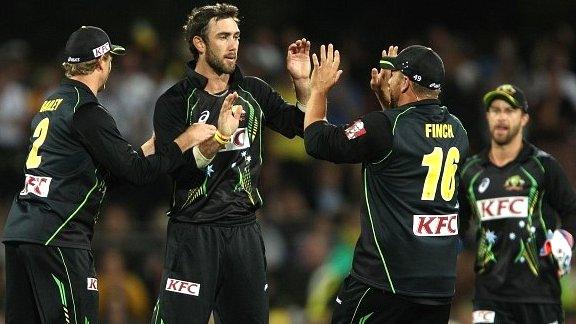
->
xmin=352 ymin=101 xmax=469 ymax=298
xmin=3 ymin=79 xmax=106 ymax=249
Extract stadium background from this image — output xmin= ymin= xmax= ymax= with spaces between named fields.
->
xmin=1 ymin=0 xmax=576 ymax=323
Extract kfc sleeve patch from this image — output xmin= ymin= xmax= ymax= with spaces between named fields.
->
xmin=344 ymin=120 xmax=367 ymax=140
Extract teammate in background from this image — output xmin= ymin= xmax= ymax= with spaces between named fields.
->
xmin=151 ymin=3 xmax=311 ymax=323
xmin=459 ymin=84 xmax=576 ymax=324
xmin=2 ymin=26 xmax=228 ymax=324
xmin=304 ymin=43 xmax=469 ymax=323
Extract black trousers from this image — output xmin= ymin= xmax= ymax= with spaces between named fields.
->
xmin=152 ymin=220 xmax=268 ymax=324
xmin=4 ymin=242 xmax=98 ymax=324
xmin=331 ymin=275 xmax=451 ymax=324
xmin=473 ymin=299 xmax=564 ymax=324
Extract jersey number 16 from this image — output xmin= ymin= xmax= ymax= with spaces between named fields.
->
xmin=421 ymin=146 xmax=460 ymax=201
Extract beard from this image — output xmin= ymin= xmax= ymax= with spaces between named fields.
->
xmin=206 ymin=46 xmax=235 ymax=75
xmin=491 ymin=123 xmax=521 ymax=145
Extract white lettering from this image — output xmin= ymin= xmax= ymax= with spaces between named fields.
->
xmin=413 ymin=214 xmax=458 ymax=236
xmin=165 ymin=278 xmax=200 ymax=296
xmin=475 ymin=196 xmax=528 ymax=221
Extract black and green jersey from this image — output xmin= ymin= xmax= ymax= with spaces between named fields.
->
xmin=459 ymin=142 xmax=576 ymax=303
xmin=305 ymin=99 xmax=469 ymax=300
xmin=153 ymin=61 xmax=304 ymax=225
xmin=3 ymin=78 xmax=185 ymax=249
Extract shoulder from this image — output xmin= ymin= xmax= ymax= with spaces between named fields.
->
xmin=238 ymin=76 xmax=275 ymax=97
xmin=155 ymin=80 xmax=191 ymax=115
xmin=461 ymin=154 xmax=484 ymax=178
xmin=529 ymin=144 xmax=558 ymax=173
xmin=447 ymin=110 xmax=468 ymax=134
xmin=73 ymin=103 xmax=114 ymax=131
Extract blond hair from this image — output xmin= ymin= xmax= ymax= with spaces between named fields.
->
xmin=62 ymin=53 xmax=110 ymax=77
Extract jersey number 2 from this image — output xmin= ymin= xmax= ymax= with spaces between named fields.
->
xmin=25 ymin=117 xmax=50 ymax=169
xmin=421 ymin=146 xmax=460 ymax=201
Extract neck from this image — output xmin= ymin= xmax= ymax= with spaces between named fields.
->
xmin=397 ymin=92 xmax=420 ymax=107
xmin=489 ymin=135 xmax=523 ymax=167
xmin=195 ymin=58 xmax=230 ymax=94
xmin=70 ymin=75 xmax=99 ymax=96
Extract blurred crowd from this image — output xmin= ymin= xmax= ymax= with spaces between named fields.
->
xmin=1 ymin=20 xmax=576 ymax=324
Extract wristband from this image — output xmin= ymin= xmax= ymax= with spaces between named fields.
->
xmin=214 ymin=131 xmax=231 ymax=145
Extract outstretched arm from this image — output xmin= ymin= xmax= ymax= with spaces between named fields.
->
xmin=304 ymin=44 xmax=343 ymax=128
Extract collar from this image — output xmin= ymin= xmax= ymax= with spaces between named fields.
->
xmin=61 ymin=78 xmax=98 ymax=101
xmin=480 ymin=139 xmax=535 ymax=167
xmin=185 ymin=60 xmax=245 ymax=90
xmin=397 ymin=98 xmax=441 ymax=110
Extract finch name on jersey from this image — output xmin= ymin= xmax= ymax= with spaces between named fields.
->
xmin=475 ymin=196 xmax=528 ymax=221
xmin=425 ymin=123 xmax=454 ymax=138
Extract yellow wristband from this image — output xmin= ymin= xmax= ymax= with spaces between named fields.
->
xmin=214 ymin=131 xmax=230 ymax=145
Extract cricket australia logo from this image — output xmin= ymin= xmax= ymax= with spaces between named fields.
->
xmin=504 ymin=175 xmax=525 ymax=191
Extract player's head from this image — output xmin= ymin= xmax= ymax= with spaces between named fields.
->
xmin=483 ymin=84 xmax=529 ymax=146
xmin=183 ymin=3 xmax=240 ymax=75
xmin=380 ymin=45 xmax=444 ymax=107
xmin=62 ymin=26 xmax=125 ymax=91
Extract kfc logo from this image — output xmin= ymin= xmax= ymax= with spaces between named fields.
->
xmin=475 ymin=196 xmax=528 ymax=221
xmin=344 ymin=120 xmax=366 ymax=140
xmin=413 ymin=214 xmax=458 ymax=236
xmin=165 ymin=278 xmax=200 ymax=296
xmin=20 ymin=174 xmax=52 ymax=197
xmin=87 ymin=278 xmax=98 ymax=291
xmin=220 ymin=128 xmax=250 ymax=152
xmin=92 ymin=42 xmax=111 ymax=58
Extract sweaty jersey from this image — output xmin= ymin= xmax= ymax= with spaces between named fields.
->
xmin=153 ymin=61 xmax=304 ymax=225
xmin=305 ymin=99 xmax=469 ymax=299
xmin=459 ymin=142 xmax=576 ymax=303
xmin=3 ymin=78 xmax=185 ymax=249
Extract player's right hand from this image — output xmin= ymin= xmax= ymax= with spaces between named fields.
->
xmin=310 ymin=44 xmax=343 ymax=94
xmin=217 ymin=92 xmax=244 ymax=137
xmin=175 ymin=123 xmax=217 ymax=152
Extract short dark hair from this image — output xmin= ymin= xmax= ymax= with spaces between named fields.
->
xmin=183 ymin=3 xmax=240 ymax=60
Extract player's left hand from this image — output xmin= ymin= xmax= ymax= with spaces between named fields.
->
xmin=310 ymin=44 xmax=343 ymax=94
xmin=540 ymin=229 xmax=574 ymax=277
xmin=287 ymin=38 xmax=311 ymax=81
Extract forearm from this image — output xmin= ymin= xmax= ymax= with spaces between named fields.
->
xmin=198 ymin=137 xmax=223 ymax=160
xmin=304 ymin=90 xmax=328 ymax=129
xmin=293 ymin=78 xmax=310 ymax=106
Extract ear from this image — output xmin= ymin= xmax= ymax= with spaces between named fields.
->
xmin=192 ymin=36 xmax=206 ymax=55
xmin=96 ymin=56 xmax=107 ymax=71
xmin=521 ymin=112 xmax=529 ymax=127
xmin=401 ymin=76 xmax=411 ymax=93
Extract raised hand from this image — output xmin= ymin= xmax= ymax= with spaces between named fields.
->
xmin=370 ymin=45 xmax=398 ymax=109
xmin=310 ymin=44 xmax=343 ymax=94
xmin=287 ymin=38 xmax=311 ymax=81
xmin=217 ymin=92 xmax=244 ymax=137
